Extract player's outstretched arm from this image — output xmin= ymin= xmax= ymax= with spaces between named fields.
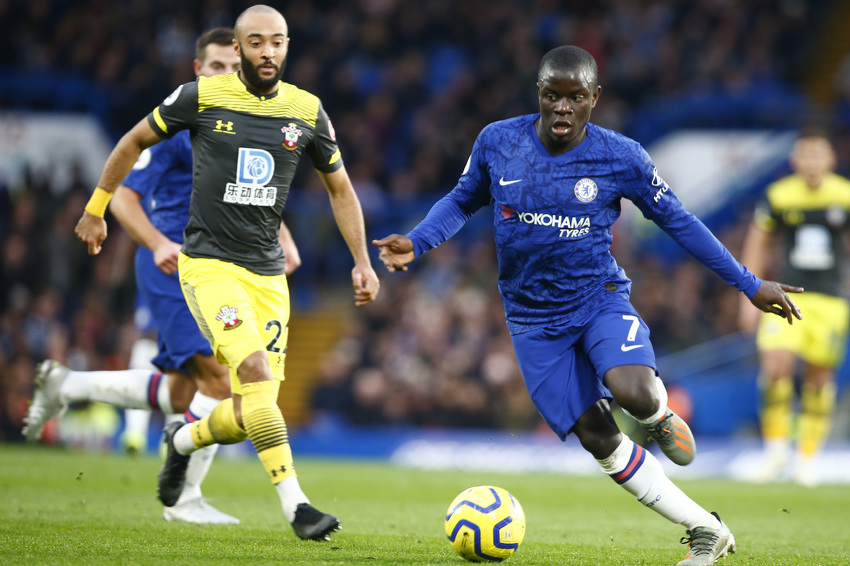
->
xmin=748 ymin=280 xmax=804 ymax=325
xmin=372 ymin=235 xmax=414 ymax=273
xmin=75 ymin=118 xmax=164 ymax=255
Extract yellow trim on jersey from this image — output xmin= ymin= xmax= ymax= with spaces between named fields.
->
xmin=329 ymin=149 xmax=341 ymax=165
xmin=152 ymin=107 xmax=168 ymax=135
xmin=197 ymin=74 xmax=320 ymax=125
xmin=757 ymin=173 xmax=850 ymax=231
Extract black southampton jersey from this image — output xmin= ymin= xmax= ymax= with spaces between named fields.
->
xmin=754 ymin=172 xmax=850 ymax=297
xmin=148 ymin=73 xmax=343 ymax=275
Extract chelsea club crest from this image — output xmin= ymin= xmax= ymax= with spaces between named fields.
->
xmin=574 ymin=178 xmax=598 ymax=203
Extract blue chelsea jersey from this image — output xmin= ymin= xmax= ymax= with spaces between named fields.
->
xmin=408 ymin=116 xmax=761 ymax=333
xmin=121 ymin=130 xmax=193 ymax=242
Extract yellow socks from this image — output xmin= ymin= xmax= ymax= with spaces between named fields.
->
xmin=760 ymin=377 xmax=793 ymax=442
xmin=241 ymin=380 xmax=296 ymax=484
xmin=798 ymin=382 xmax=836 ymax=457
xmin=190 ymin=397 xmax=248 ymax=448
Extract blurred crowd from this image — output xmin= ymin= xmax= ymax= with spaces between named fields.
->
xmin=1 ymin=0 xmax=847 ymax=439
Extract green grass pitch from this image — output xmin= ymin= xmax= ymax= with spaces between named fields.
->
xmin=1 ymin=444 xmax=848 ymax=565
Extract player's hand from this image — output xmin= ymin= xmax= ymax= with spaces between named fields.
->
xmin=153 ymin=240 xmax=182 ymax=275
xmin=352 ymin=264 xmax=380 ymax=306
xmin=748 ymin=280 xmax=803 ymax=325
xmin=372 ymin=235 xmax=414 ymax=273
xmin=283 ymin=244 xmax=302 ymax=276
xmin=74 ymin=212 xmax=108 ymax=255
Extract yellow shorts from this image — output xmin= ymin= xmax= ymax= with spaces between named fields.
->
xmin=178 ymin=253 xmax=289 ymax=395
xmin=756 ymin=291 xmax=850 ymax=368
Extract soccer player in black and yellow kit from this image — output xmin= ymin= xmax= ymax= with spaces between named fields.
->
xmin=739 ymin=131 xmax=850 ymax=486
xmin=75 ymin=4 xmax=380 ymax=539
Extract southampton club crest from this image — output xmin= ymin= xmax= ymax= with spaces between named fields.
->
xmin=282 ymin=122 xmax=303 ymax=150
xmin=215 ymin=305 xmax=242 ymax=330
xmin=574 ymin=178 xmax=598 ymax=203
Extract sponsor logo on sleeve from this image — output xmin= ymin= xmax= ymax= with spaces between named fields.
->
xmin=163 ymin=85 xmax=184 ymax=106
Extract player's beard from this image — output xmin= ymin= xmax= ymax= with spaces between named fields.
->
xmin=240 ymin=52 xmax=286 ymax=91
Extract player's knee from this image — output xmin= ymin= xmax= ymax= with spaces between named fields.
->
xmin=759 ymin=352 xmax=796 ymax=380
xmin=198 ymin=376 xmax=231 ymax=400
xmin=607 ymin=367 xmax=658 ymax=418
xmin=237 ymin=350 xmax=272 ymax=384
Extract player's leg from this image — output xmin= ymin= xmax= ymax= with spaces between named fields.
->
xmin=165 ymin=354 xmax=238 ymax=524
xmin=163 ymin=255 xmax=337 ymax=539
xmin=121 ymin=337 xmax=160 ymax=455
xmin=754 ymin=309 xmax=800 ymax=482
xmin=512 ymin=325 xmax=732 ymax=565
xmin=795 ymin=365 xmax=835 ymax=486
xmin=586 ymin=298 xmax=695 ymax=465
xmin=140 ymin=256 xmax=239 ymax=524
xmin=573 ymin=401 xmax=735 ymax=566
xmin=754 ymin=354 xmax=796 ymax=482
xmin=23 ymin=360 xmax=190 ymax=442
xmin=792 ymin=293 xmax=848 ymax=486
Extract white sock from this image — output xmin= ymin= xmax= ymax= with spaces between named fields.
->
xmin=59 ymin=370 xmax=173 ymax=413
xmin=174 ymin=394 xmax=222 ymax=505
xmin=624 ymin=376 xmax=668 ymax=424
xmin=175 ymin=445 xmax=218 ymax=504
xmin=598 ymin=436 xmax=719 ymax=530
xmin=123 ymin=409 xmax=151 ymax=438
xmin=275 ymin=476 xmax=309 ymax=522
xmin=172 ymin=423 xmax=198 ymax=456
xmin=164 ymin=413 xmax=184 ymax=426
xmin=184 ymin=392 xmax=220 ymax=423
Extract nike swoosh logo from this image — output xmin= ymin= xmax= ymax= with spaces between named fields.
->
xmin=620 ymin=344 xmax=645 ymax=352
xmin=499 ymin=177 xmax=522 ymax=186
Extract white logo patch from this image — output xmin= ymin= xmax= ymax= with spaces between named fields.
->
xmin=499 ymin=177 xmax=522 ymax=186
xmin=163 ymin=85 xmax=184 ymax=106
xmin=237 ymin=148 xmax=274 ymax=185
xmin=132 ymin=148 xmax=152 ymax=170
xmin=224 ymin=148 xmax=277 ymax=207
xmin=574 ymin=178 xmax=598 ymax=202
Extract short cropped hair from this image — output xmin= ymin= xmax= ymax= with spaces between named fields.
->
xmin=195 ymin=27 xmax=235 ymax=62
xmin=538 ymin=46 xmax=598 ymax=88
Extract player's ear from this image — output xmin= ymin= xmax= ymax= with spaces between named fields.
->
xmin=193 ymin=59 xmax=202 ymax=77
xmin=591 ymin=85 xmax=602 ymax=108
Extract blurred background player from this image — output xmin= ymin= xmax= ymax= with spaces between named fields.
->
xmin=739 ymin=130 xmax=850 ymax=486
xmin=24 ymin=27 xmax=302 ymax=523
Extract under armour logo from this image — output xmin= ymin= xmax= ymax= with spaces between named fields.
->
xmin=215 ymin=120 xmax=235 ymax=133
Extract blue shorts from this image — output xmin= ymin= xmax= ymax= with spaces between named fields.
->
xmin=135 ymin=246 xmax=213 ymax=372
xmin=510 ymin=294 xmax=657 ymax=440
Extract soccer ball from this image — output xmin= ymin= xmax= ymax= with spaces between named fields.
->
xmin=444 ymin=485 xmax=525 ymax=562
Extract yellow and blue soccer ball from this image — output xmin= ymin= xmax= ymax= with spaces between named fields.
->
xmin=444 ymin=485 xmax=525 ymax=562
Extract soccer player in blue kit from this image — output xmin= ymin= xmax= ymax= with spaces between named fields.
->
xmin=374 ymin=46 xmax=803 ymax=565
xmin=25 ymin=27 xmax=299 ymax=524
